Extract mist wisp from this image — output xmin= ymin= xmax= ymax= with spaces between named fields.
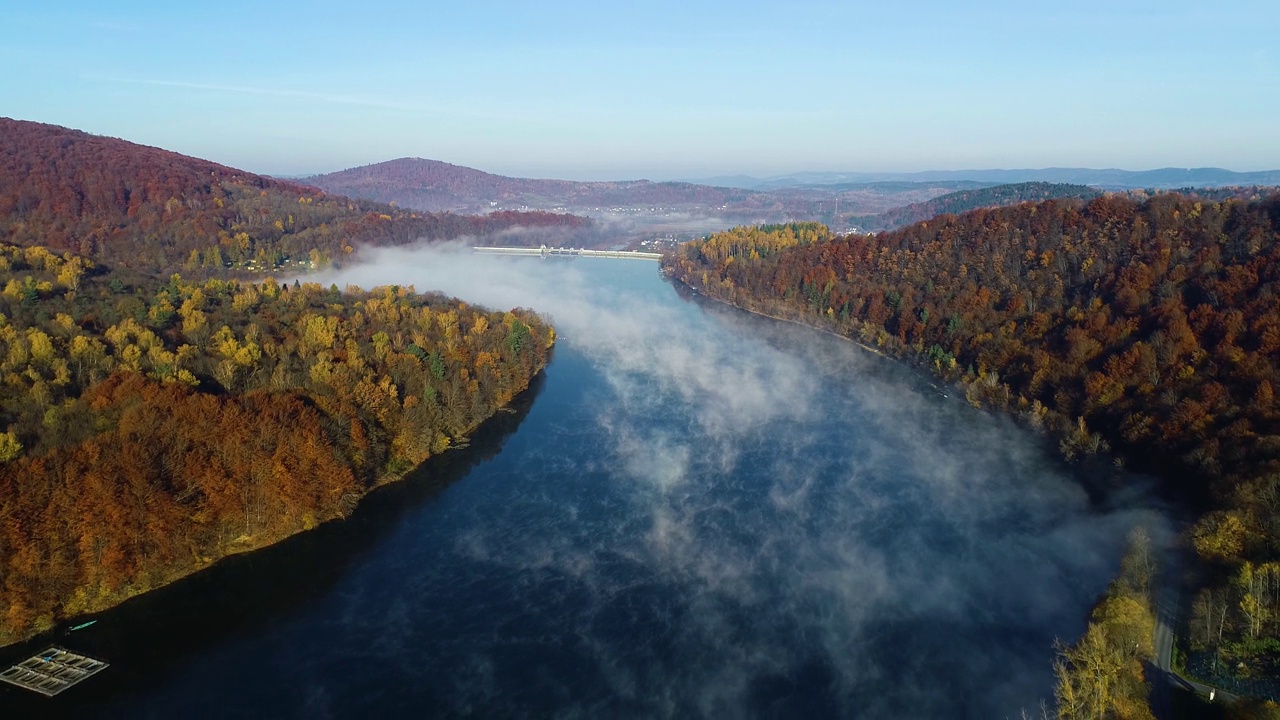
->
xmin=301 ymin=242 xmax=1168 ymax=718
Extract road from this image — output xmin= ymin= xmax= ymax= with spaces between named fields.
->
xmin=1151 ymin=578 xmax=1237 ymax=717
xmin=1151 ymin=583 xmax=1181 ymax=718
xmin=1154 ymin=583 xmax=1178 ymax=674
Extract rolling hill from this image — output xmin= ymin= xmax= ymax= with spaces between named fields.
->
xmin=300 ymin=157 xmax=781 ymax=214
xmin=0 ymin=119 xmax=596 ymax=274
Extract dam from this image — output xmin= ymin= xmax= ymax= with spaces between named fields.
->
xmin=473 ymin=245 xmax=663 ymax=260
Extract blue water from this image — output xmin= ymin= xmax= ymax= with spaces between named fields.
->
xmin=0 ymin=256 xmax=1165 ymax=718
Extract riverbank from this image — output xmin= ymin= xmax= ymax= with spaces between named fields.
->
xmin=667 ymin=273 xmax=1083 ymax=456
xmin=0 ymin=367 xmax=549 ymax=712
xmin=662 ymin=274 xmax=1221 ymax=717
xmin=0 ymin=349 xmax=552 ymax=651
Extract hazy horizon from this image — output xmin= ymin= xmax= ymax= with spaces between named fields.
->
xmin=280 ymin=155 xmax=1280 ymax=183
xmin=286 ymin=155 xmax=1280 ymax=185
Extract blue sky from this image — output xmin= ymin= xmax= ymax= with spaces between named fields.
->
xmin=2 ymin=0 xmax=1276 ymax=180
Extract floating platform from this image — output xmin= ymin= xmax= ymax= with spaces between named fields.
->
xmin=0 ymin=647 xmax=108 ymax=696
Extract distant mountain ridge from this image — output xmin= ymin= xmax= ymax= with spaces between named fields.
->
xmin=301 ymin=158 xmax=774 ymax=215
xmin=305 ymin=159 xmax=1280 ymax=239
xmin=299 ymin=158 xmax=1055 ymax=237
xmin=691 ymin=167 xmax=1280 ymax=190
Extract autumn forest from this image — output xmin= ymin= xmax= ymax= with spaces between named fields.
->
xmin=0 ymin=240 xmax=552 ymax=645
xmin=0 ymin=119 xmax=561 ymax=647
xmin=664 ymin=193 xmax=1280 ymax=715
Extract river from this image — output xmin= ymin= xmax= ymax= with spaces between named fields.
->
xmin=0 ymin=249 xmax=1167 ymax=718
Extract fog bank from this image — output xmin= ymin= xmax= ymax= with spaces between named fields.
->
xmin=305 ymin=243 xmax=1168 ymax=717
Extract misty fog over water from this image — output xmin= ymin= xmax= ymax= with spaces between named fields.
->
xmin=45 ymin=248 xmax=1167 ymax=718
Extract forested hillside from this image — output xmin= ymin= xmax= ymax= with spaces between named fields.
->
xmin=664 ymin=195 xmax=1280 ymax=708
xmin=849 ymin=182 xmax=1102 ymax=231
xmin=0 ymin=119 xmax=595 ymax=275
xmin=0 ymin=242 xmax=553 ymax=645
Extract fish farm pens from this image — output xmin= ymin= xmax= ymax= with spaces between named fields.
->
xmin=0 ymin=647 xmax=108 ymax=696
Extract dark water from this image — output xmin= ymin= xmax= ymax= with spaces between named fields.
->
xmin=1 ymin=255 xmax=1166 ymax=718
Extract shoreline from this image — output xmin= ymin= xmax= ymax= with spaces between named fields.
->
xmin=0 ymin=356 xmax=552 ymax=652
xmin=668 ymin=277 xmax=888 ymax=360
xmin=664 ymin=272 xmax=1215 ymax=515
xmin=663 ymin=269 xmax=1218 ymax=712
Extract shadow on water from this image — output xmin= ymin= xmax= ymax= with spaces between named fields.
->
xmin=665 ymin=273 xmax=970 ymax=401
xmin=666 ymin=275 xmax=1175 ymax=513
xmin=0 ymin=371 xmax=547 ymax=716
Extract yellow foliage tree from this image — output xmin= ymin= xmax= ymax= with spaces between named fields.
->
xmin=1192 ymin=511 xmax=1247 ymax=563
xmin=0 ymin=430 xmax=21 ymax=463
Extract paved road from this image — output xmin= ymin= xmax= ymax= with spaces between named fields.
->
xmin=1151 ymin=584 xmax=1180 ymax=719
xmin=1154 ymin=586 xmax=1177 ymax=672
xmin=1151 ymin=579 xmax=1237 ymax=717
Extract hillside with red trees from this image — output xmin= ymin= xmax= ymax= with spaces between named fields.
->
xmin=0 ymin=242 xmax=553 ymax=645
xmin=663 ymin=196 xmax=1280 ymax=707
xmin=665 ymin=201 xmax=1280 ymax=491
xmin=0 ymin=119 xmax=597 ymax=275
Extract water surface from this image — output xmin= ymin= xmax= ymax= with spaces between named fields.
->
xmin=0 ymin=253 xmax=1165 ymax=718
